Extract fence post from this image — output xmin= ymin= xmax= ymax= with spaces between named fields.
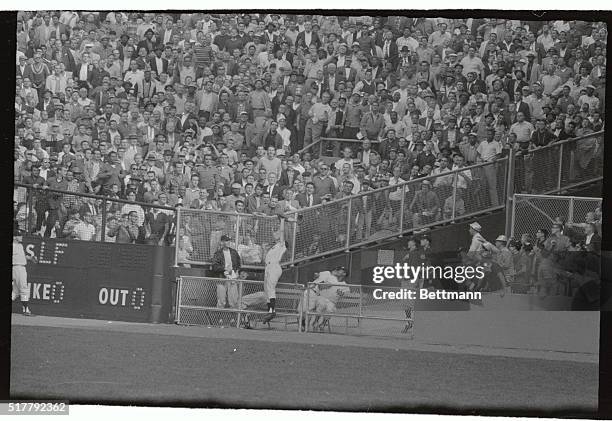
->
xmin=504 ymin=152 xmax=516 ymax=239
xmin=26 ymin=186 xmax=33 ymax=233
xmin=236 ymin=281 xmax=243 ymax=328
xmin=174 ymin=207 xmax=181 ymax=267
xmin=175 ymin=276 xmax=182 ymax=324
xmin=568 ymin=197 xmax=575 ymax=224
xmin=101 ymin=197 xmax=107 ymax=242
xmin=290 ymin=213 xmax=297 ymax=262
xmin=557 ymin=143 xmax=564 ymax=192
xmin=345 ymin=198 xmax=352 ymax=249
xmin=234 ymin=214 xmax=241 ymax=247
xmin=451 ymin=173 xmax=458 ymax=222
xmin=398 ymin=185 xmax=406 ymax=234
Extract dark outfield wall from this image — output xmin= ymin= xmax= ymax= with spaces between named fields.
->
xmin=12 ymin=236 xmax=174 ymax=323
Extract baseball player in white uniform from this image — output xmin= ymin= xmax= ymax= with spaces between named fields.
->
xmin=262 ymin=217 xmax=287 ymax=323
xmin=12 ymin=229 xmax=37 ymax=316
xmin=300 ymin=266 xmax=349 ymax=331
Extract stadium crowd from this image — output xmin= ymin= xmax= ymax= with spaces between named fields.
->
xmin=13 ymin=13 xmax=606 ymax=254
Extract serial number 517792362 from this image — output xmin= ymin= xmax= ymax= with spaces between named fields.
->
xmin=2 ymin=402 xmax=68 ymax=414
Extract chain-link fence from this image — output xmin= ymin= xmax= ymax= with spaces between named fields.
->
xmin=288 ymin=158 xmax=507 ymax=263
xmin=510 ymin=194 xmax=602 ymax=240
xmin=304 ymin=282 xmax=415 ymax=338
xmin=14 ymin=183 xmax=176 ymax=245
xmin=175 ymin=209 xmax=294 ymax=267
xmin=176 ymin=276 xmax=304 ymax=330
xmin=513 ymin=132 xmax=604 ymax=195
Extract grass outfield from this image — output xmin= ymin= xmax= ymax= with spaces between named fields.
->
xmin=11 ymin=325 xmax=597 ymax=414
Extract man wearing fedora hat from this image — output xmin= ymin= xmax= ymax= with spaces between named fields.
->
xmin=211 ymin=233 xmax=242 ymax=309
xmin=13 ymin=228 xmax=37 ymax=316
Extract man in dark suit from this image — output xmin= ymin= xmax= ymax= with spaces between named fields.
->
xmin=323 ymin=63 xmax=343 ymax=94
xmin=74 ymin=61 xmax=94 ymax=90
xmin=176 ymin=102 xmax=199 ymax=133
xmin=17 ymin=56 xmax=28 ymax=78
xmin=584 ymin=223 xmax=601 ymax=255
xmin=210 ymin=234 xmax=242 ymax=308
xmin=295 ymin=182 xmax=322 ymax=208
xmin=507 ymin=69 xmax=529 ymax=101
xmin=381 ymin=30 xmax=399 ymax=69
xmin=149 ymin=45 xmax=169 ymax=76
xmin=279 ymin=168 xmax=300 ymax=188
xmin=295 ymin=21 xmax=322 ymax=50
xmin=514 ymin=88 xmax=532 ymax=122
xmin=338 ymin=57 xmax=357 ymax=84
xmin=265 ymin=172 xmax=284 ymax=200
xmin=465 ymin=71 xmax=486 ymax=95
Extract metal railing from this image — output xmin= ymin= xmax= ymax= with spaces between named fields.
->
xmin=287 ymin=157 xmax=508 ymax=264
xmin=175 ymin=157 xmax=507 ymax=266
xmin=175 ymin=276 xmax=304 ymax=331
xmin=297 ymin=137 xmax=380 ymax=156
xmin=512 ymin=131 xmax=603 ymax=196
xmin=14 ymin=183 xmax=177 ymax=245
xmin=304 ymin=282 xmax=414 ymax=337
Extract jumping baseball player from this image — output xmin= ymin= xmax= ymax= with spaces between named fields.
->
xmin=261 ymin=216 xmax=287 ymax=323
xmin=12 ymin=229 xmax=37 ymax=316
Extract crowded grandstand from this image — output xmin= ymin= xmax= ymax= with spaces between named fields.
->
xmin=13 ymin=13 xmax=604 ymax=313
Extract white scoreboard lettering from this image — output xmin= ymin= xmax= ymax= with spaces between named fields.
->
xmin=29 ymin=281 xmax=65 ymax=303
xmin=98 ymin=288 xmax=146 ymax=310
xmin=25 ymin=241 xmax=68 ymax=265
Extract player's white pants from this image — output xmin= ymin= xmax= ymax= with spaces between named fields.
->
xmin=264 ymin=264 xmax=282 ymax=301
xmin=216 ymin=281 xmax=239 ymax=308
xmin=12 ymin=265 xmax=29 ymax=302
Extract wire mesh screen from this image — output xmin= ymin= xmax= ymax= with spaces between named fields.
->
xmin=511 ymin=194 xmax=602 ymax=240
xmin=16 ymin=185 xmax=176 ymax=244
xmin=176 ymin=208 xmax=291 ymax=266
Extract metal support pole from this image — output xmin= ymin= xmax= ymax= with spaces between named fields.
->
xmin=234 ymin=214 xmax=241 ymax=247
xmin=174 ymin=206 xmax=181 ymax=267
xmin=26 ymin=186 xmax=33 ymax=233
xmin=450 ymin=173 xmax=458 ymax=222
xmin=345 ymin=199 xmax=352 ymax=249
xmin=305 ymin=286 xmax=310 ymax=333
xmin=398 ymin=185 xmax=406 ymax=233
xmin=236 ymin=281 xmax=243 ymax=327
xmin=568 ymin=197 xmax=575 ymax=224
xmin=557 ymin=143 xmax=564 ymax=192
xmin=504 ymin=152 xmax=516 ymax=239
xmin=101 ymin=198 xmax=107 ymax=242
xmin=176 ymin=276 xmax=182 ymax=324
xmin=290 ymin=216 xmax=297 ymax=262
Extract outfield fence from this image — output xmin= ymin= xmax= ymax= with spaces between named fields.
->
xmin=175 ymin=276 xmax=304 ymax=331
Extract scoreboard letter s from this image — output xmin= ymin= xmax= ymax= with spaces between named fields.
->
xmin=25 ymin=244 xmax=36 ymax=259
